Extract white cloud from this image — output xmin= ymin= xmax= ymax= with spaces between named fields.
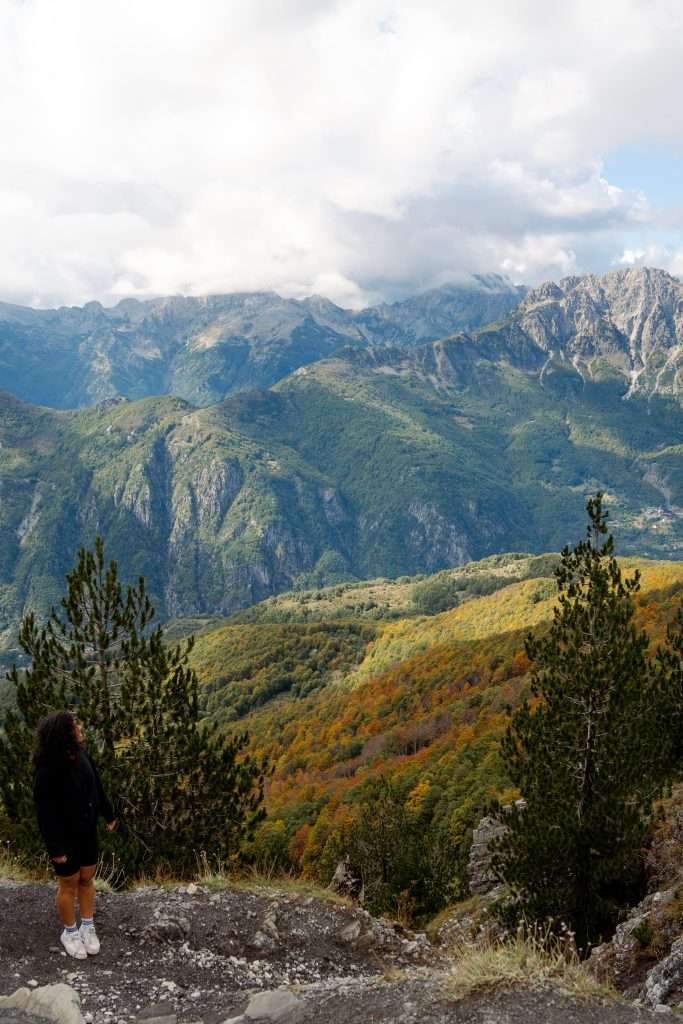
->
xmin=615 ymin=244 xmax=683 ymax=276
xmin=0 ymin=0 xmax=682 ymax=308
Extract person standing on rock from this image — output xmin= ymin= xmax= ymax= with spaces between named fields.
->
xmin=32 ymin=711 xmax=118 ymax=959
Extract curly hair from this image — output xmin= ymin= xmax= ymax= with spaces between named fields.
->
xmin=32 ymin=710 xmax=82 ymax=770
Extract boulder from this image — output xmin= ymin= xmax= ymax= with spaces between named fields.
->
xmin=251 ymin=929 xmax=277 ymax=952
xmin=338 ymin=919 xmax=363 ymax=945
xmin=643 ymin=937 xmax=683 ymax=1009
xmin=0 ymin=983 xmax=83 ymax=1024
xmin=244 ymin=989 xmax=303 ymax=1022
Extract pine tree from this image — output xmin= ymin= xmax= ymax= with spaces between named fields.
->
xmin=0 ymin=538 xmax=265 ymax=877
xmin=492 ymin=494 xmax=671 ymax=949
xmin=653 ymin=605 xmax=683 ymax=769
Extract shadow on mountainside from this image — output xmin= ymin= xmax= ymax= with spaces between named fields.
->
xmin=0 ymin=878 xmax=663 ymax=1024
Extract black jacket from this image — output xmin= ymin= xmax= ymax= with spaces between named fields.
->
xmin=33 ymin=749 xmax=115 ymax=858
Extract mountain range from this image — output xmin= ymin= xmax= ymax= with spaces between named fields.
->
xmin=1 ymin=266 xmax=683 ymax=653
xmin=0 ymin=274 xmax=524 ymax=409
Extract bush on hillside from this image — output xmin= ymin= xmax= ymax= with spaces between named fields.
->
xmin=339 ymin=776 xmax=460 ymax=921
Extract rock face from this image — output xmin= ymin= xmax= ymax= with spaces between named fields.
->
xmin=642 ymin=938 xmax=683 ymax=1009
xmin=507 ymin=267 xmax=683 ymax=398
xmin=586 ymin=883 xmax=683 ymax=1013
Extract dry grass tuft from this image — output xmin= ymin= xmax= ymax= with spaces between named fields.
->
xmin=448 ymin=924 xmax=617 ymax=1003
xmin=0 ymin=842 xmax=50 ymax=883
xmin=94 ymin=852 xmax=127 ymax=892
xmin=130 ymin=854 xmax=351 ymax=908
xmin=198 ymin=856 xmax=352 ymax=906
xmin=0 ymin=842 xmax=126 ymax=891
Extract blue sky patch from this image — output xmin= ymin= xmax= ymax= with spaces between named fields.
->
xmin=604 ymin=144 xmax=683 ymax=208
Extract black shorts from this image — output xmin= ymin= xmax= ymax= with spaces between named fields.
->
xmin=51 ymin=831 xmax=99 ymax=877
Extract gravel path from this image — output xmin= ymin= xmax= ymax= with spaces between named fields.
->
xmin=0 ymin=878 xmax=435 ymax=1022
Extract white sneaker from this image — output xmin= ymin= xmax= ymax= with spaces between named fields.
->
xmin=61 ymin=928 xmax=88 ymax=959
xmin=79 ymin=923 xmax=101 ymax=955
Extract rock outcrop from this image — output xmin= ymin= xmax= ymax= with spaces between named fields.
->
xmin=468 ymin=815 xmax=508 ymax=896
xmin=511 ymin=267 xmax=683 ymax=398
xmin=584 ymin=875 xmax=683 ymax=1015
xmin=468 ymin=801 xmax=525 ymax=896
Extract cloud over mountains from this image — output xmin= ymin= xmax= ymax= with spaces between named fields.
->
xmin=1 ymin=0 xmax=683 ymax=307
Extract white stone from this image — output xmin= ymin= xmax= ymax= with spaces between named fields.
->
xmin=244 ymin=989 xmax=303 ymax=1022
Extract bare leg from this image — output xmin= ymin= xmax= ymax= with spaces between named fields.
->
xmin=56 ymin=872 xmax=79 ymax=928
xmin=78 ymin=864 xmax=97 ymax=920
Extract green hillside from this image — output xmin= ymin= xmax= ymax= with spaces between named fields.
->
xmin=228 ymin=552 xmax=559 ymax=623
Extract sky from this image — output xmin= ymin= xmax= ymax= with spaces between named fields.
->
xmin=1 ymin=0 xmax=683 ymax=309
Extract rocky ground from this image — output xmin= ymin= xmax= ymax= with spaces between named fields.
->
xmin=0 ymin=877 xmax=667 ymax=1024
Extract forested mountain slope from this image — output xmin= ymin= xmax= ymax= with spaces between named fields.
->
xmin=187 ymin=556 xmax=683 ymax=887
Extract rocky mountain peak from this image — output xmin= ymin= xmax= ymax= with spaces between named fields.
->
xmin=513 ymin=267 xmax=683 ymax=396
xmin=522 ymin=266 xmax=681 ymax=315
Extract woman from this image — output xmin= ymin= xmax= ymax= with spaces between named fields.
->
xmin=33 ymin=711 xmax=117 ymax=959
